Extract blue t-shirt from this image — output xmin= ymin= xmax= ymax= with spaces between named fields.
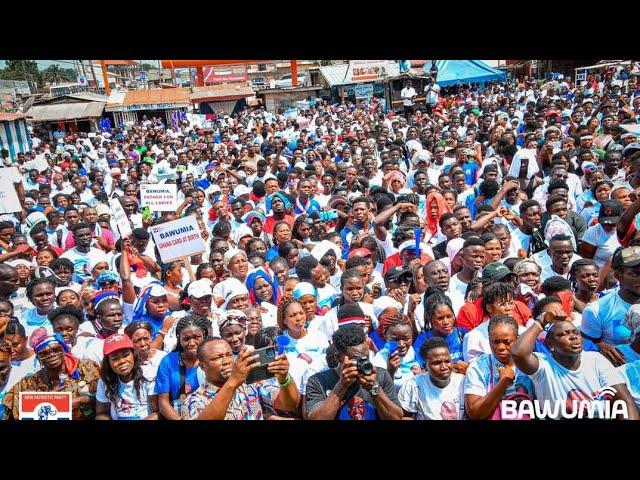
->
xmin=294 ymin=198 xmax=321 ymax=216
xmin=413 ymin=329 xmax=465 ymax=367
xmin=581 ymin=291 xmax=633 ymax=346
xmin=461 ymin=161 xmax=479 ymax=186
xmin=154 ymin=351 xmax=201 ymax=402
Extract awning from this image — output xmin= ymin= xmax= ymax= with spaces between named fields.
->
xmin=28 ymin=102 xmax=105 ymax=122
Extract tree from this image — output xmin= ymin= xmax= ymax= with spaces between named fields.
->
xmin=140 ymin=63 xmax=156 ymax=71
xmin=0 ymin=60 xmax=42 ymax=87
xmin=43 ymin=64 xmax=74 ymax=84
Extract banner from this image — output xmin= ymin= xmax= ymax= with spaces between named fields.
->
xmin=19 ymin=392 xmax=72 ymax=420
xmin=0 ymin=167 xmax=23 ymax=213
xmin=348 ymin=60 xmax=388 ymax=83
xmin=111 ymin=198 xmax=132 ymax=239
xmin=354 ymin=83 xmax=374 ymax=99
xmin=204 ymin=65 xmax=248 ymax=84
xmin=141 ymin=184 xmax=178 ymax=212
xmin=149 ymin=216 xmax=206 ymax=263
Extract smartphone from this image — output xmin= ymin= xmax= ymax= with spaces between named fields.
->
xmin=245 ymin=346 xmax=277 ymax=384
xmin=142 ymin=206 xmax=152 ymax=221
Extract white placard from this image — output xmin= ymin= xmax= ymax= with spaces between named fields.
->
xmin=149 ymin=216 xmax=206 ymax=263
xmin=140 ymin=184 xmax=178 ymax=212
xmin=0 ymin=167 xmax=24 ymax=213
xmin=348 ymin=60 xmax=388 ymax=83
xmin=111 ymin=198 xmax=132 ymax=239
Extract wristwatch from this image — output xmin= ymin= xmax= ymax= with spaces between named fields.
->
xmin=369 ymin=381 xmax=380 ymax=397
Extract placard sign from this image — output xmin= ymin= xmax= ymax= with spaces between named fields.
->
xmin=149 ymin=216 xmax=206 ymax=263
xmin=0 ymin=167 xmax=24 ymax=213
xmin=140 ymin=184 xmax=177 ymax=212
xmin=19 ymin=392 xmax=72 ymax=420
xmin=112 ymin=198 xmax=133 ymax=239
xmin=348 ymin=60 xmax=388 ymax=83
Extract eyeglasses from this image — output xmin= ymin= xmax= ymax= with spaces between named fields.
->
xmin=37 ymin=345 xmax=64 ymax=359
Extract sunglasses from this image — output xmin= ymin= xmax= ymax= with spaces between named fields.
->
xmin=37 ymin=344 xmax=64 ymax=359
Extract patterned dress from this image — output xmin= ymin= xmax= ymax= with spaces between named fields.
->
xmin=181 ymin=378 xmax=280 ymax=420
xmin=2 ymin=359 xmax=101 ymax=420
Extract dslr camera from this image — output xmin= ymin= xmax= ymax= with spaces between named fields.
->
xmin=353 ymin=355 xmax=374 ymax=376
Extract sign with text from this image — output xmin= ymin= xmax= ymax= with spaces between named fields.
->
xmin=354 ymin=83 xmax=374 ymax=99
xmin=348 ymin=60 xmax=388 ymax=83
xmin=149 ymin=216 xmax=206 ymax=263
xmin=19 ymin=392 xmax=72 ymax=420
xmin=141 ymin=184 xmax=178 ymax=212
xmin=112 ymin=198 xmax=133 ymax=239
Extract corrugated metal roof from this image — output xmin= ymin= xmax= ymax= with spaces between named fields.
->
xmin=0 ymin=112 xmax=29 ymax=121
xmin=28 ymin=102 xmax=105 ymax=121
xmin=121 ymin=88 xmax=190 ymax=106
xmin=320 ymin=62 xmax=399 ymax=87
xmin=65 ymin=92 xmax=108 ymax=102
xmin=106 ymin=90 xmax=127 ymax=108
xmin=190 ymin=85 xmax=255 ymax=101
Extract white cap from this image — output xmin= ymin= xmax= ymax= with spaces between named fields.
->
xmin=187 ymin=279 xmax=213 ymax=299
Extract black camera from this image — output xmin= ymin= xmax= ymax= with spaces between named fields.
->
xmin=354 ymin=355 xmax=374 ymax=376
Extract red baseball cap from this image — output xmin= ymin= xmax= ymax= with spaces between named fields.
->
xmin=348 ymin=248 xmax=373 ymax=259
xmin=103 ymin=334 xmax=134 ymax=356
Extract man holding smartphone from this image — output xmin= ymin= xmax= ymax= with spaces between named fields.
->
xmin=181 ymin=339 xmax=299 ymax=420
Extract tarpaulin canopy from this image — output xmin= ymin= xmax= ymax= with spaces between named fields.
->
xmin=426 ymin=60 xmax=506 ymax=87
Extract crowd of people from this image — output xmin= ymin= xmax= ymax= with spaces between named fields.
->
xmin=1 ymin=62 xmax=640 ymax=420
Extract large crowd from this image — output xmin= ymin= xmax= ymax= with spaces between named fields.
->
xmin=1 ymin=62 xmax=640 ymax=420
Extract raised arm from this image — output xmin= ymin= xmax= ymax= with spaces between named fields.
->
xmin=510 ymin=320 xmax=543 ymax=375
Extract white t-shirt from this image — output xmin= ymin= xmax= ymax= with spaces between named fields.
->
xmin=401 ymin=87 xmax=417 ymax=107
xmin=463 ymin=353 xmax=535 ymax=400
xmin=140 ymin=350 xmax=168 ymax=382
xmin=71 ymin=336 xmax=104 ymax=364
xmin=96 ymin=377 xmax=156 ymax=420
xmin=310 ymin=302 xmax=376 ymax=339
xmin=398 ymin=372 xmax=465 ymax=420
xmin=529 ymin=351 xmax=625 ymax=420
xmin=509 ymin=227 xmax=532 ymax=255
xmin=463 ymin=321 xmax=526 ymax=363
xmin=581 ymin=224 xmax=621 ymax=268
xmin=448 ymin=274 xmax=470 ymax=315
xmin=531 ymin=250 xmax=583 ymax=283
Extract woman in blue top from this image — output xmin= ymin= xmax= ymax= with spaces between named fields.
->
xmin=372 ymin=311 xmax=422 ymax=391
xmin=20 ymin=277 xmax=57 ymax=338
xmin=265 ymin=221 xmax=294 ymax=262
xmin=131 ymin=283 xmax=173 ymax=343
xmin=578 ymin=179 xmax=612 ymax=227
xmin=155 ymin=315 xmax=210 ymax=420
xmin=413 ymin=287 xmax=468 ymax=374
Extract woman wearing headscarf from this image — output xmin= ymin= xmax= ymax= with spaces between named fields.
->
xmin=425 ymin=191 xmax=452 ymax=245
xmin=513 ymin=258 xmax=543 ymax=311
xmin=246 ymin=267 xmax=279 ymax=327
xmin=2 ymin=328 xmax=100 ymax=420
xmin=243 ymin=211 xmax=272 ymax=248
xmin=292 ymin=282 xmax=324 ymax=330
xmin=223 ymin=248 xmax=251 ymax=284
xmin=131 ymin=283 xmax=175 ymax=350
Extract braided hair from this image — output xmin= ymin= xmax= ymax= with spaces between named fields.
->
xmin=487 ymin=314 xmax=519 ymax=337
xmin=174 ymin=314 xmax=211 ymax=353
xmin=276 ymin=297 xmax=301 ymax=334
xmin=569 ymin=258 xmax=599 ymax=292
xmin=422 ymin=286 xmax=464 ymax=346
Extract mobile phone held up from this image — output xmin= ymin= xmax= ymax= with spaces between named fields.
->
xmin=245 ymin=346 xmax=277 ymax=384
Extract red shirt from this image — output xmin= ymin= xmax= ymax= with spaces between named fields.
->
xmin=382 ymin=252 xmax=433 ymax=276
xmin=457 ymin=298 xmax=532 ymax=332
xmin=264 ymin=215 xmax=294 ymax=235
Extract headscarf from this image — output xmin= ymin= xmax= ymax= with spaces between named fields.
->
xmin=292 ymin=282 xmax=317 ymax=301
xmin=87 ymin=250 xmax=110 ymax=274
xmin=513 ymin=259 xmax=542 ymax=276
xmin=544 ymin=214 xmax=577 ymax=252
xmin=131 ymin=283 xmax=171 ymax=336
xmin=425 ymin=191 xmax=451 ymax=235
xmin=96 ymin=270 xmax=122 ymax=290
xmin=29 ymin=328 xmax=81 ymax=380
xmin=246 ymin=268 xmax=279 ymax=306
xmin=265 ymin=191 xmax=292 ymax=214
xmin=223 ymin=248 xmax=247 ymax=270
xmin=220 ymin=278 xmax=250 ymax=310
xmin=243 ymin=211 xmax=266 ymax=227
xmin=232 ymin=224 xmax=254 ymax=247
xmin=373 ymin=296 xmax=403 ymax=338
xmin=217 ymin=309 xmax=247 ymax=332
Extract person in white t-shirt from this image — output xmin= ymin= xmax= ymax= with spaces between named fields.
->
xmin=511 ymin=314 xmax=639 ymax=420
xmin=124 ymin=321 xmax=168 ymax=382
xmin=398 ymin=337 xmax=465 ymax=420
xmin=95 ymin=333 xmax=159 ymax=420
xmin=400 ymin=80 xmax=417 ymax=119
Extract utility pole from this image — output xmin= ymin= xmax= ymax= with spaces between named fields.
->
xmin=88 ymin=60 xmax=99 ymax=92
xmin=158 ymin=59 xmax=162 ymax=86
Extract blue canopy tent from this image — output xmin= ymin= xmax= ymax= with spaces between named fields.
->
xmin=425 ymin=60 xmax=506 ymax=86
